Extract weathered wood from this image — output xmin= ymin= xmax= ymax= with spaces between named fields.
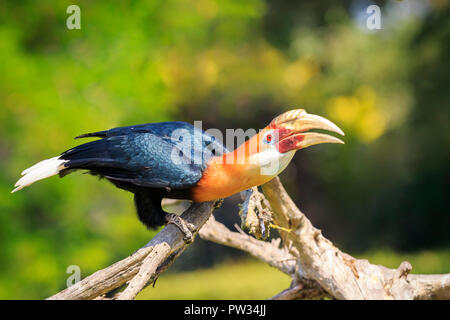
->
xmin=199 ymin=215 xmax=296 ymax=275
xmin=47 ymin=201 xmax=215 ymax=300
xmin=48 ymin=177 xmax=450 ymax=300
xmin=261 ymin=177 xmax=450 ymax=300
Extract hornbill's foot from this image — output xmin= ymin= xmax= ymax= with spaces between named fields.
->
xmin=165 ymin=213 xmax=195 ymax=243
xmin=214 ymin=198 xmax=224 ymax=209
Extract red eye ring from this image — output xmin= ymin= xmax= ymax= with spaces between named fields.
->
xmin=266 ymin=134 xmax=272 ymax=142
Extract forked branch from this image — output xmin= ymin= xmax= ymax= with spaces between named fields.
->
xmin=260 ymin=177 xmax=450 ymax=300
xmin=48 ymin=178 xmax=450 ymax=300
xmin=47 ymin=201 xmax=215 ymax=300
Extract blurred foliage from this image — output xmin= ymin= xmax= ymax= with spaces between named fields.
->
xmin=0 ymin=0 xmax=449 ymax=299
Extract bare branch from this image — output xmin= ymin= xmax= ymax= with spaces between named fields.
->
xmin=261 ymin=177 xmax=450 ymax=300
xmin=270 ymin=280 xmax=330 ymax=300
xmin=199 ymin=215 xmax=296 ymax=275
xmin=47 ymin=201 xmax=215 ymax=300
xmin=117 ymin=243 xmax=170 ymax=300
xmin=47 ymin=177 xmax=450 ymax=300
xmin=270 ymin=282 xmax=304 ymax=300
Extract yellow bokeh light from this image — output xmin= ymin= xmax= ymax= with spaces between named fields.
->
xmin=327 ymin=96 xmax=360 ymax=126
xmin=357 ymin=109 xmax=386 ymax=142
xmin=327 ymin=86 xmax=387 ymax=142
xmin=197 ymin=56 xmax=218 ymax=87
xmin=283 ymin=59 xmax=318 ymax=89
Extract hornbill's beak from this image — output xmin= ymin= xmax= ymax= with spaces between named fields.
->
xmin=269 ymin=109 xmax=345 ymax=153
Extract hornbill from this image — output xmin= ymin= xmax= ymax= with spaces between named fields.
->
xmin=12 ymin=109 xmax=344 ymax=241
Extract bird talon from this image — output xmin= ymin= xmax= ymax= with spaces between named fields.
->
xmin=165 ymin=213 xmax=195 ymax=243
xmin=183 ymin=234 xmax=193 ymax=244
xmin=214 ymin=198 xmax=224 ymax=209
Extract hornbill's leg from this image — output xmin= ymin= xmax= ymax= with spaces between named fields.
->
xmin=164 ymin=213 xmax=195 ymax=243
xmin=134 ymin=190 xmax=195 ymax=243
xmin=166 ymin=198 xmax=223 ymax=242
xmin=214 ymin=198 xmax=224 ymax=209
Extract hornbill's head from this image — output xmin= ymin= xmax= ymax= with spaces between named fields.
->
xmin=243 ymin=109 xmax=345 ymax=177
xmin=193 ymin=109 xmax=345 ymax=202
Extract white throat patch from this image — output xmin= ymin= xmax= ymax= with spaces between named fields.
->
xmin=249 ymin=149 xmax=295 ymax=176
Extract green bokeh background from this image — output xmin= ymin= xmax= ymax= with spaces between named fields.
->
xmin=0 ymin=0 xmax=449 ymax=299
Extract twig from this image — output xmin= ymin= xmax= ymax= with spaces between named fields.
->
xmin=270 ymin=283 xmax=304 ymax=300
xmin=199 ymin=215 xmax=296 ymax=275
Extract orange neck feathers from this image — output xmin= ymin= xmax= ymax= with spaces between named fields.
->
xmin=191 ymin=135 xmax=271 ymax=202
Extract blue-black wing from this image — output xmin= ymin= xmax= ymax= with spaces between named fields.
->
xmin=60 ymin=122 xmax=226 ymax=190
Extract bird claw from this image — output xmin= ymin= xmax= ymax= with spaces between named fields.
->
xmin=214 ymin=198 xmax=224 ymax=209
xmin=165 ymin=213 xmax=195 ymax=243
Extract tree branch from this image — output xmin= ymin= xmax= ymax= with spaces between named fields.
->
xmin=199 ymin=215 xmax=296 ymax=276
xmin=47 ymin=177 xmax=450 ymax=300
xmin=47 ymin=201 xmax=216 ymax=300
xmin=260 ymin=177 xmax=450 ymax=300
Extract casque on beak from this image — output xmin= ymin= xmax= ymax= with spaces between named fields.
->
xmin=269 ymin=109 xmax=345 ymax=153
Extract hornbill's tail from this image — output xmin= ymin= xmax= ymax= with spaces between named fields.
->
xmin=12 ymin=157 xmax=68 ymax=193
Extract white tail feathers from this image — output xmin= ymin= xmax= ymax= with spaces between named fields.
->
xmin=12 ymin=157 xmax=68 ymax=193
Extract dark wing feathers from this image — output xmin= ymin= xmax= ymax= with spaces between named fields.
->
xmin=75 ymin=122 xmax=195 ymax=139
xmin=61 ymin=121 xmax=226 ymax=190
xmin=74 ymin=131 xmax=108 ymax=139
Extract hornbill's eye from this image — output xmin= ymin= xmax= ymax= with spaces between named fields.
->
xmin=263 ymin=131 xmax=275 ymax=144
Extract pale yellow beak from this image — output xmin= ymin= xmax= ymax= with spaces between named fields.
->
xmin=270 ymin=109 xmax=345 ymax=153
